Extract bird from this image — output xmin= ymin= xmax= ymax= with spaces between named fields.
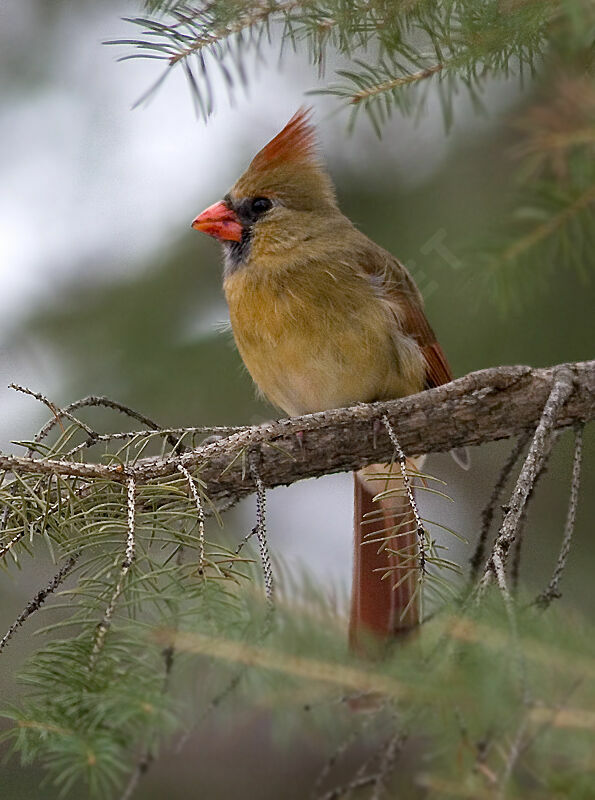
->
xmin=191 ymin=108 xmax=464 ymax=652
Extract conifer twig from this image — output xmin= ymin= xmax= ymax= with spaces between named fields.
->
xmin=477 ymin=367 xmax=575 ymax=596
xmin=249 ymin=452 xmax=274 ymax=606
xmin=312 ymin=705 xmax=380 ymax=799
xmin=502 ymin=183 xmax=595 ymax=262
xmin=28 ymin=392 xmax=185 ymax=453
xmin=167 ymin=1 xmax=305 ymax=65
xmin=89 ymin=474 xmax=137 ymax=669
xmin=119 ymin=753 xmax=153 ymax=800
xmin=155 ymin=629 xmax=406 ymax=698
xmin=0 ymin=554 xmax=79 ymax=654
xmin=491 ymin=552 xmax=516 ymax=631
xmin=64 ymin=425 xmax=243 ymax=458
xmin=177 ymin=464 xmax=206 ymax=574
xmin=119 ymin=645 xmax=175 ymax=800
xmin=535 ymin=425 xmax=584 ymax=609
xmin=175 ymin=456 xmax=276 ymax=758
xmin=318 ymin=776 xmax=377 ymax=800
xmin=371 ymin=730 xmax=407 ymax=800
xmin=510 ymin=440 xmax=555 ymax=592
xmin=351 ymin=63 xmax=444 ymax=104
xmin=497 ymin=714 xmax=529 ymax=799
xmin=382 ymin=414 xmax=425 ymax=572
xmin=0 ymin=529 xmax=27 ymax=561
xmin=319 ymin=722 xmax=405 ymax=800
xmin=9 ymin=383 xmax=69 ymax=442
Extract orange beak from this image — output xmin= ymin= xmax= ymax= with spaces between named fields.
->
xmin=191 ymin=201 xmax=243 ymax=242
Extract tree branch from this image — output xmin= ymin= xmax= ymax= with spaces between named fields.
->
xmin=0 ymin=554 xmax=79 ymax=654
xmin=535 ymin=424 xmax=584 ymax=609
xmin=0 ymin=362 xmax=593 ymax=511
xmin=476 ymin=366 xmax=577 ymax=596
xmin=350 ymin=63 xmax=444 ymax=104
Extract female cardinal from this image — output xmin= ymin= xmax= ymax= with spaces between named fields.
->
xmin=192 ymin=109 xmax=459 ymax=650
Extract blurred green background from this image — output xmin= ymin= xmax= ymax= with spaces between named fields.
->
xmin=0 ymin=1 xmax=593 ymax=797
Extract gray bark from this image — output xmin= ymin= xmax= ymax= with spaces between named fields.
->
xmin=1 ymin=361 xmax=593 ymax=508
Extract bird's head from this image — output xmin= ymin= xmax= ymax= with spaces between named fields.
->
xmin=192 ymin=108 xmax=338 ymax=274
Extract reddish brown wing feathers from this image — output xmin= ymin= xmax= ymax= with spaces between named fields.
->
xmin=423 ymin=342 xmax=452 ymax=389
xmin=360 ymin=248 xmax=453 ymax=390
xmin=397 ymin=290 xmax=453 ymax=388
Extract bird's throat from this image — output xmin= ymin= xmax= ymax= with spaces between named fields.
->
xmin=223 ymin=228 xmax=252 ymax=276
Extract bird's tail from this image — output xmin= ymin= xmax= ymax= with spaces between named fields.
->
xmin=349 ymin=461 xmax=422 ymax=653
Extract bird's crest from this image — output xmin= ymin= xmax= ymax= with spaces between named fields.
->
xmin=232 ymin=107 xmax=336 ymax=210
xmin=250 ymin=107 xmax=318 ymax=171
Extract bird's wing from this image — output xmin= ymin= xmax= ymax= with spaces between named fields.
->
xmin=360 ymin=243 xmax=453 ymax=389
xmin=394 ymin=273 xmax=453 ymax=389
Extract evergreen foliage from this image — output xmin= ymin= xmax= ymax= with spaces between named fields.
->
xmin=464 ymin=72 xmax=595 ymax=312
xmin=121 ymin=0 xmax=567 ymax=124
xmin=0 ymin=373 xmax=592 ymax=797
xmin=115 ymin=0 xmax=595 ymax=310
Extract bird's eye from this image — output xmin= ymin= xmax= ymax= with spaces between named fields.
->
xmin=250 ymin=197 xmax=272 ymax=216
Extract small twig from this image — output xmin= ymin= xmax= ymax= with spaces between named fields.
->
xmin=324 ymin=708 xmax=403 ymax=800
xmin=0 ymin=452 xmax=124 ymax=482
xmin=312 ymin=707 xmax=380 ymax=799
xmin=234 ymin=526 xmax=258 ymax=557
xmin=511 ymin=438 xmax=556 ymax=592
xmin=318 ymin=775 xmax=377 ymax=800
xmin=351 ymin=63 xmax=444 ymax=104
xmin=249 ymin=453 xmax=274 ymax=607
xmin=9 ymin=384 xmax=98 ymax=454
xmin=491 ymin=552 xmax=516 ymax=632
xmin=0 ymin=554 xmax=79 ymax=654
xmin=0 ymin=529 xmax=26 ymax=561
xmin=382 ymin=414 xmax=425 ymax=573
xmin=371 ymin=730 xmax=406 ymax=800
xmin=517 ymin=678 xmax=583 ymax=761
xmin=166 ymin=0 xmax=305 ymax=66
xmin=174 ymin=452 xmax=279 ymax=756
xmin=343 ymin=755 xmax=382 ymax=800
xmin=119 ymin=753 xmax=153 ymax=800
xmin=497 ymin=714 xmax=529 ymax=799
xmin=177 ymin=464 xmax=206 ymax=574
xmin=64 ymin=425 xmax=244 ymax=457
xmin=119 ymin=645 xmax=175 ymax=800
xmin=502 ymin=182 xmax=595 ymax=263
xmin=0 ymin=502 xmax=9 ymax=533
xmin=3 ymin=390 xmax=97 ymax=553
xmin=470 ymin=432 xmax=531 ymax=581
xmin=535 ymin=425 xmax=584 ymax=609
xmin=89 ymin=474 xmax=136 ymax=669
xmin=475 ymin=575 xmax=526 ymax=716
xmin=33 ymin=394 xmax=163 ymax=440
xmin=9 ymin=384 xmax=66 ymax=434
xmin=27 ymin=392 xmax=185 ymax=454
xmin=176 ymin=457 xmax=275 ymax=756
xmin=477 ymin=367 xmax=574 ymax=596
